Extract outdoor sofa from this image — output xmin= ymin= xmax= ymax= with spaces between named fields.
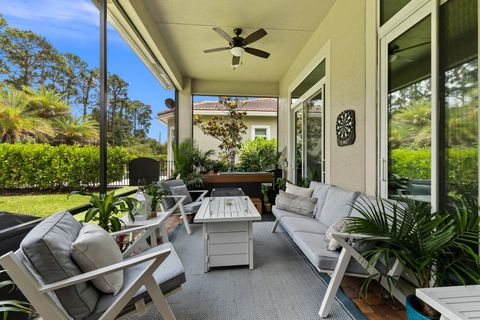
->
xmin=271 ymin=181 xmax=413 ymax=318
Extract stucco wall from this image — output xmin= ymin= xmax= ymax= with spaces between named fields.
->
xmin=278 ymin=0 xmax=367 ymax=192
xmin=193 ymin=114 xmax=278 ymax=158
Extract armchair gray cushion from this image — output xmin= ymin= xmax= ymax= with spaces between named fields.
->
xmin=86 ymin=243 xmax=186 ymax=320
xmin=20 ymin=211 xmax=99 ymax=320
xmin=160 ymin=179 xmax=185 ymax=208
xmin=170 ymin=184 xmax=193 ymax=204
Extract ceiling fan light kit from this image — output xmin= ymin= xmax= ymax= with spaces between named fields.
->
xmin=203 ymin=27 xmax=270 ymax=69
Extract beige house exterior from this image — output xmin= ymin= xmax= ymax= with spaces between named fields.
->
xmin=157 ymin=98 xmax=278 ymax=161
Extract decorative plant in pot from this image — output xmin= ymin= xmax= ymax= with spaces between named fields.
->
xmin=346 ymin=197 xmax=480 ymax=319
xmin=70 ymin=190 xmax=139 ymax=250
xmin=261 ymin=184 xmax=272 ymax=213
xmin=172 ymin=138 xmax=205 ymax=189
xmin=142 ymin=182 xmax=166 ymax=218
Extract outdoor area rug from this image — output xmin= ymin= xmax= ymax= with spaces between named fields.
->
xmin=129 ymin=221 xmax=365 ymax=320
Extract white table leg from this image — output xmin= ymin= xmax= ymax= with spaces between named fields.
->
xmin=319 ymin=248 xmax=351 ymax=318
xmin=248 ymin=221 xmax=254 ymax=270
xmin=203 ymin=223 xmax=209 ymax=273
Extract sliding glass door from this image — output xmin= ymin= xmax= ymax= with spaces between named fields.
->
xmin=293 ymin=85 xmax=326 ymax=183
xmin=380 ymin=0 xmax=478 ymax=210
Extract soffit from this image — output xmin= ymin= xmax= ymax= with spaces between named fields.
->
xmin=143 ymin=0 xmax=336 ymax=83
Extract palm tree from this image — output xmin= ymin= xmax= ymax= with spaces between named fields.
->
xmin=24 ymin=86 xmax=70 ymax=118
xmin=53 ymin=116 xmax=99 ymax=145
xmin=0 ymin=86 xmax=53 ymax=143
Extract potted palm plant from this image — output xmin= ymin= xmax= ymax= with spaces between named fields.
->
xmin=346 ymin=197 xmax=480 ymax=319
xmin=70 ymin=190 xmax=138 ymax=233
xmin=0 ymin=271 xmax=30 ymax=319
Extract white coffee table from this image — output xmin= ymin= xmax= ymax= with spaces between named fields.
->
xmin=194 ymin=196 xmax=261 ymax=272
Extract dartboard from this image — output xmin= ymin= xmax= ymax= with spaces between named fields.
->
xmin=336 ymin=109 xmax=356 ymax=146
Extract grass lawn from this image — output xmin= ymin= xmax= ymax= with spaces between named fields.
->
xmin=0 ymin=186 xmax=137 ymax=219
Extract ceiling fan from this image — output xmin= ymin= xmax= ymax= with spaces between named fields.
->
xmin=388 ymin=41 xmax=430 ymax=63
xmin=203 ymin=27 xmax=270 ymax=68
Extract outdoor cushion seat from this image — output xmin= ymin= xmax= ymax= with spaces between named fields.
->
xmin=181 ymin=202 xmax=202 ymax=214
xmin=20 ymin=211 xmax=99 ymax=320
xmin=317 ymin=187 xmax=359 ymax=227
xmin=292 ymin=232 xmax=369 ymax=275
xmin=272 ymin=206 xmax=313 ymax=221
xmin=309 ymin=181 xmax=333 ymax=217
xmin=280 ymin=216 xmax=328 ymax=236
xmin=160 ymin=179 xmax=186 ymax=208
xmin=86 ymin=242 xmax=186 ymax=320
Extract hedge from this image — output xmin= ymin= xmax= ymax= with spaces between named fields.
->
xmin=238 ymin=138 xmax=278 ymax=172
xmin=0 ymin=143 xmax=129 ymax=189
xmin=390 ymin=147 xmax=478 ymax=186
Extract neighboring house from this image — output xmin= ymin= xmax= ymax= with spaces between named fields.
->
xmin=157 ymin=98 xmax=278 ymax=161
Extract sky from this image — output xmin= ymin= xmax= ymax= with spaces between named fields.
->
xmin=0 ymin=0 xmax=174 ymax=143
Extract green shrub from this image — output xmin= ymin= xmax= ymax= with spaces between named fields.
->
xmin=390 ymin=147 xmax=478 ymax=187
xmin=238 ymin=138 xmax=278 ymax=172
xmin=0 ymin=143 xmax=129 ymax=189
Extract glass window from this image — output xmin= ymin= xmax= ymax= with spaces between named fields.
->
xmin=294 ymin=110 xmax=304 ymax=182
xmin=254 ymin=128 xmax=268 ymax=138
xmin=380 ymin=0 xmax=412 ymax=26
xmin=388 ymin=16 xmax=432 ymax=202
xmin=306 ymin=90 xmax=324 ymax=181
xmin=439 ymin=0 xmax=478 ymax=209
xmin=291 ymin=60 xmax=325 ymax=104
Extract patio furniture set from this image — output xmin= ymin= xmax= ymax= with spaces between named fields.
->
xmin=0 ymin=179 xmax=476 ymax=320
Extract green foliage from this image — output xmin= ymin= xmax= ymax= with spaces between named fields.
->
xmin=172 ymin=138 xmax=205 ymax=188
xmin=141 ymin=182 xmax=165 ymax=211
xmin=390 ymin=148 xmax=477 ymax=186
xmin=0 ymin=143 xmax=129 ymax=190
xmin=0 ymin=270 xmax=31 ymax=319
xmin=194 ymin=97 xmax=247 ymax=166
xmin=346 ymin=197 xmax=480 ymax=316
xmin=53 ymin=116 xmax=99 ymax=145
xmin=238 ymin=138 xmax=278 ymax=172
xmin=70 ymin=190 xmax=138 ymax=233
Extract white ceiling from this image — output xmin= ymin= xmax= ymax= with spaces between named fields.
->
xmin=144 ymin=0 xmax=336 ymax=83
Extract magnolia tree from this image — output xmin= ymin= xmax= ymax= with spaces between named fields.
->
xmin=194 ymin=97 xmax=247 ymax=168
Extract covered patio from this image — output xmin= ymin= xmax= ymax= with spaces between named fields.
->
xmin=1 ymin=0 xmax=479 ymax=319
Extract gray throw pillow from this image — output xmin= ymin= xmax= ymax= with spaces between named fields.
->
xmin=275 ymin=190 xmax=318 ymax=217
xmin=170 ymin=184 xmax=193 ymax=204
xmin=71 ymin=224 xmax=124 ymax=295
xmin=21 ymin=211 xmax=99 ymax=320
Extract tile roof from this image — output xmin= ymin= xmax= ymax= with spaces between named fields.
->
xmin=194 ymin=98 xmax=277 ymax=112
xmin=157 ymin=98 xmax=277 ymax=119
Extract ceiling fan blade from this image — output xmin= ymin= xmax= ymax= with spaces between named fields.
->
xmin=213 ymin=27 xmax=232 ymax=42
xmin=244 ymin=28 xmax=267 ymax=45
xmin=245 ymin=47 xmax=270 ymax=59
xmin=232 ymin=55 xmax=240 ymax=66
xmin=203 ymin=47 xmax=230 ymax=53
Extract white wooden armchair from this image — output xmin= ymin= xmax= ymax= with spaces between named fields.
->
xmin=319 ymin=232 xmax=410 ymax=318
xmin=0 ymin=213 xmax=186 ymax=320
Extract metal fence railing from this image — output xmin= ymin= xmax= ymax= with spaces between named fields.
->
xmin=108 ymin=160 xmax=175 ymax=187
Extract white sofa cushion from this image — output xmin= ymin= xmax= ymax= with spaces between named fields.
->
xmin=318 ymin=187 xmax=359 ymax=227
xmin=71 ymin=224 xmax=124 ymax=295
xmin=310 ymin=181 xmax=333 ymax=218
xmin=285 ymin=182 xmax=313 ymax=198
